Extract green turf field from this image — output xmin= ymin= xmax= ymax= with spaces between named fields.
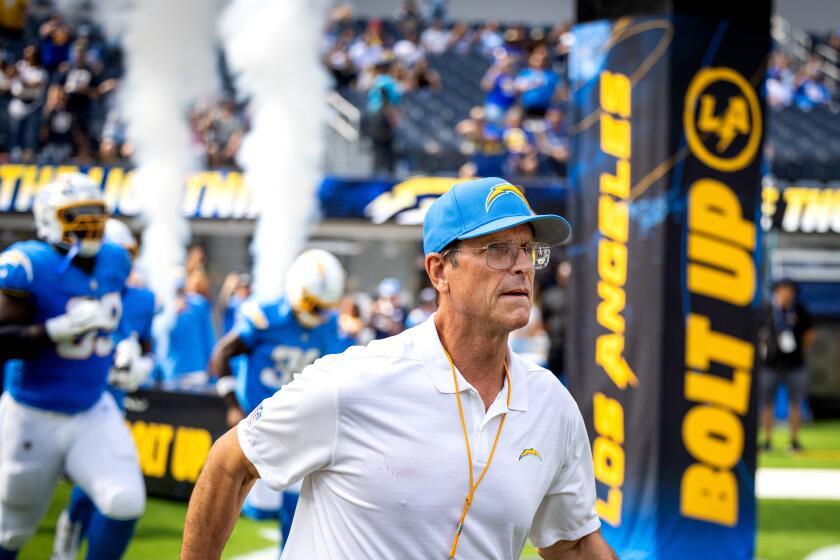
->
xmin=17 ymin=420 xmax=840 ymax=559
xmin=758 ymin=420 xmax=840 ymax=469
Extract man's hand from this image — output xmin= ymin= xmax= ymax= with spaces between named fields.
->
xmin=45 ymin=299 xmax=113 ymax=342
xmin=108 ymin=336 xmax=154 ymax=392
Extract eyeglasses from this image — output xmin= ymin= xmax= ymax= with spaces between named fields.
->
xmin=443 ymin=241 xmax=551 ymax=270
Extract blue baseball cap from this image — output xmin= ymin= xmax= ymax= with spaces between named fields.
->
xmin=423 ymin=177 xmax=572 ymax=254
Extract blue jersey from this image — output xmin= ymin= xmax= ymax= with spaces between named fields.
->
xmin=233 ymin=297 xmax=353 ymax=413
xmin=115 ymin=286 xmax=156 ymax=345
xmin=0 ymin=240 xmax=131 ymax=413
xmin=109 ymin=285 xmax=157 ymax=407
xmin=162 ymin=293 xmax=216 ymax=382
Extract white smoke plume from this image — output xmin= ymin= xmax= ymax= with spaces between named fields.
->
xmin=118 ymin=0 xmax=220 ymax=354
xmin=220 ymin=0 xmax=329 ymax=300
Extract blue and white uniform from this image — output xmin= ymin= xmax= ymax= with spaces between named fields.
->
xmin=232 ymin=297 xmax=352 ymax=538
xmin=0 ymin=240 xmax=146 ymax=555
xmin=233 ymin=298 xmax=353 ymax=414
xmin=2 ymin=241 xmax=129 ymax=412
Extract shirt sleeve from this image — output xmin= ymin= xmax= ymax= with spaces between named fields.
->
xmin=529 ymin=406 xmax=601 ymax=548
xmin=0 ymin=248 xmax=35 ymax=295
xmin=236 ymin=362 xmax=338 ymax=491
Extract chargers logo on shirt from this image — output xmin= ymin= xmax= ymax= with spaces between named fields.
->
xmin=518 ymin=448 xmax=542 ymax=462
xmin=246 ymin=403 xmax=263 ymax=427
xmin=485 ymin=184 xmax=529 ymax=212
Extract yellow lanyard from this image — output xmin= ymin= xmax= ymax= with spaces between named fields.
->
xmin=443 ymin=348 xmax=511 ymax=560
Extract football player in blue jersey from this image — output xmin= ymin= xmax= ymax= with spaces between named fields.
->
xmin=209 ymin=249 xmax=353 ymax=549
xmin=0 ymin=174 xmax=145 ymax=560
xmin=52 ymin=219 xmax=156 ymax=560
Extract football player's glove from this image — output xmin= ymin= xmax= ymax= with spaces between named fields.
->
xmin=284 ymin=249 xmax=345 ymax=328
xmin=34 ymin=173 xmax=107 ymax=258
xmin=108 ymin=335 xmax=154 ymax=392
xmin=45 ymin=299 xmax=115 ymax=342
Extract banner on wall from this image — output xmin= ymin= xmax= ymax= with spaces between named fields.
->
xmin=124 ymin=388 xmax=228 ymax=501
xmin=0 ymin=164 xmax=566 ymax=223
xmin=762 ymin=182 xmax=840 ymax=234
xmin=567 ymin=11 xmax=767 ymax=560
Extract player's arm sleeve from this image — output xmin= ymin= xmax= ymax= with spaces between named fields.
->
xmin=236 ymin=362 xmax=338 ymax=491
xmin=529 ymin=407 xmax=601 ymax=547
xmin=0 ymin=249 xmax=35 ymax=296
xmin=0 ymin=250 xmax=52 ymax=358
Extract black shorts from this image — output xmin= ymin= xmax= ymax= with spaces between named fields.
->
xmin=759 ymin=366 xmax=808 ymax=405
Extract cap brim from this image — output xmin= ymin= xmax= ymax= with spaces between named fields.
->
xmin=457 ymin=214 xmax=572 ymax=246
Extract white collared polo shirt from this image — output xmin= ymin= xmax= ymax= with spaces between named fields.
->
xmin=237 ymin=314 xmax=600 ymax=559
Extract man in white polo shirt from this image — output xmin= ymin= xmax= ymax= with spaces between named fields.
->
xmin=181 ymin=177 xmax=615 ymax=559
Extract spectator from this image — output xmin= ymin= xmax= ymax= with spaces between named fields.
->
xmin=456 ymin=105 xmax=506 ymax=177
xmin=217 ymin=272 xmax=252 ymax=334
xmin=405 ymin=286 xmax=436 ymax=327
xmin=392 ymin=28 xmax=426 ymax=70
xmin=204 ymin=98 xmax=243 ymax=168
xmin=759 ymin=279 xmax=815 ymax=453
xmin=52 ymin=46 xmax=100 ymax=159
xmin=39 ymin=89 xmax=74 ymax=162
xmin=365 ymin=60 xmax=402 ymax=174
xmin=325 ymin=28 xmax=358 ymax=89
xmin=398 ymin=57 xmax=441 ymax=92
xmin=395 ymin=0 xmax=423 ymax=29
xmin=348 ymin=19 xmax=388 ymax=74
xmin=38 ymin=16 xmax=72 ymax=72
xmin=515 ymin=47 xmax=560 ymax=120
xmin=481 ymin=53 xmax=518 ymax=122
xmin=338 ymin=294 xmax=374 ymax=344
xmin=794 ymin=69 xmax=831 ymax=110
xmin=370 ymin=277 xmax=406 ymax=339
xmin=508 ymin=305 xmax=549 ymax=366
xmin=767 ymin=52 xmax=794 ymax=108
xmin=420 ymin=18 xmax=451 ymax=55
xmin=0 ymin=54 xmax=13 ymax=152
xmin=186 ymin=244 xmax=208 ymax=276
xmin=99 ymin=105 xmax=131 ymax=163
xmin=162 ymin=271 xmax=218 ymax=386
xmin=8 ymin=45 xmax=47 ymax=160
xmin=535 ymin=105 xmax=569 ymax=175
xmin=478 ymin=21 xmax=503 ymax=57
xmin=501 ymin=27 xmax=527 ymax=61
xmin=541 ymin=260 xmax=571 ymax=383
xmin=448 ymin=22 xmax=475 ymax=54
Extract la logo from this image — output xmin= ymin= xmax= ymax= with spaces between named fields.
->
xmin=696 ymin=94 xmax=750 ymax=152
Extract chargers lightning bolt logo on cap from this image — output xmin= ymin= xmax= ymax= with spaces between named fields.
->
xmin=519 ymin=448 xmax=542 ymax=462
xmin=485 ymin=184 xmax=530 ymax=212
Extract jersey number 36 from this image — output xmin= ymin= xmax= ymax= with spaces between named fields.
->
xmin=56 ymin=293 xmax=122 ymax=360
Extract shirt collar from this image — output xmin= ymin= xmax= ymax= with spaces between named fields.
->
xmin=413 ymin=313 xmax=528 ymax=412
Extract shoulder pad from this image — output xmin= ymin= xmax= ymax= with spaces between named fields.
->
xmin=0 ymin=248 xmax=34 ymax=284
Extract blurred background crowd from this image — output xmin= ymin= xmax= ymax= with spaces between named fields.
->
xmin=3 ymin=1 xmax=840 ymax=179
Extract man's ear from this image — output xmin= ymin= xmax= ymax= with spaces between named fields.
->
xmin=425 ymin=253 xmax=449 ymax=294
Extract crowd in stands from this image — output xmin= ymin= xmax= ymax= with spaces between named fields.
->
xmin=323 ymin=1 xmax=574 ymax=177
xmin=767 ymin=51 xmax=833 ymax=109
xmin=2 ymin=1 xmax=840 ymax=179
xmin=0 ymin=5 xmax=246 ymax=169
